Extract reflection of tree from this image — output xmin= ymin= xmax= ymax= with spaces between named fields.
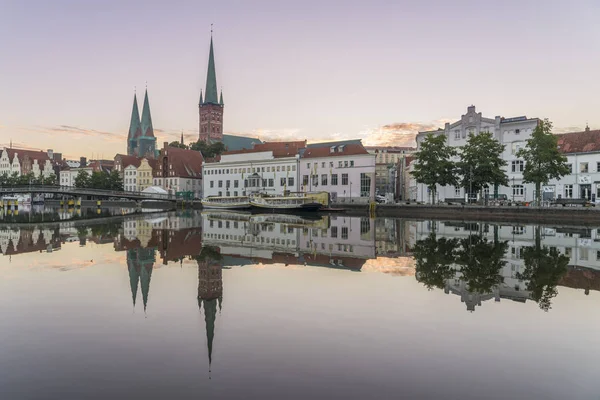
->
xmin=455 ymin=235 xmax=508 ymax=294
xmin=517 ymin=226 xmax=569 ymax=312
xmin=413 ymin=233 xmax=459 ymax=289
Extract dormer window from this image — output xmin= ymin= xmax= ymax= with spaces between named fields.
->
xmin=339 ymin=145 xmax=345 ymax=152
xmin=330 ymin=146 xmax=336 ymax=153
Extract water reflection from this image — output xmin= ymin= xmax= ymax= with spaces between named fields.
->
xmin=1 ymin=212 xmax=599 ymax=315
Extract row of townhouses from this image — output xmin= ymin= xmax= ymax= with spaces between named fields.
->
xmin=202 ymin=139 xmax=377 ymax=203
xmin=0 ymin=148 xmax=62 ymax=178
xmin=412 ymin=105 xmax=600 ymax=203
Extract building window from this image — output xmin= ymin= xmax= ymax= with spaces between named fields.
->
xmin=512 ymin=185 xmax=524 ymax=196
xmin=341 ymin=227 xmax=348 ymax=239
xmin=280 ymin=177 xmax=286 ymax=186
xmin=331 ymin=226 xmax=338 ymax=238
xmin=454 ymin=130 xmax=460 ymax=139
xmin=566 ymin=164 xmax=572 ymax=173
xmin=581 ymin=162 xmax=589 ymax=173
xmin=210 ymin=181 xmax=214 ymax=188
xmin=350 ymin=161 xmax=354 ymax=167
xmin=455 ymin=188 xmax=461 ymax=197
xmin=244 ymin=179 xmax=248 ymax=188
xmin=288 ymin=177 xmax=294 ymax=186
xmin=307 ymin=163 xmax=310 ymax=169
xmin=218 ymin=191 xmax=222 ymax=196
xmin=511 ymin=160 xmax=524 ymax=172
xmin=329 ymin=174 xmax=337 ymax=186
xmin=360 ymin=173 xmax=371 ymax=197
xmin=226 ymin=180 xmax=230 ymax=188
xmin=344 ymin=161 xmax=348 ymax=167
xmin=218 ymin=180 xmax=223 ymax=188
xmin=342 ymin=173 xmax=349 ymax=185
xmin=292 ymin=165 xmax=296 ymax=171
xmin=302 ymin=175 xmax=308 ymax=186
xmin=234 ymin=180 xmax=239 ymax=188
xmin=321 ymin=174 xmax=327 ymax=186
xmin=262 ymin=179 xmax=267 ymax=187
xmin=564 ymin=184 xmax=573 ymax=198
xmin=312 ymin=175 xmax=319 ymax=186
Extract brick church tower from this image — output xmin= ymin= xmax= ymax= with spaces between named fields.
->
xmin=199 ymin=34 xmax=224 ymax=143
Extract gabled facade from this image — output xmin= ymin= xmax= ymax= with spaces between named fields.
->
xmin=0 ymin=148 xmax=56 ymax=178
xmin=153 ymin=142 xmax=204 ymax=198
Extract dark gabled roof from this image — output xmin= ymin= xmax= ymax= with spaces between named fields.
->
xmin=158 ymin=146 xmax=204 ymax=178
xmin=301 ymin=142 xmax=369 ymax=159
xmin=306 ymin=139 xmax=363 ymax=148
xmin=556 ymin=129 xmax=600 ymax=154
xmin=3 ymin=148 xmax=51 ymax=164
xmin=128 ymin=94 xmax=142 ymax=141
xmin=119 ymin=155 xmax=141 ymax=169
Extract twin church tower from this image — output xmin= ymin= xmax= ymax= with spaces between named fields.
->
xmin=126 ymin=34 xmax=224 ymax=157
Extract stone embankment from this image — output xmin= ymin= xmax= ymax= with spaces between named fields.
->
xmin=335 ymin=202 xmax=600 ymax=225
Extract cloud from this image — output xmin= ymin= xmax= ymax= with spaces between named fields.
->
xmin=555 ymin=125 xmax=584 ymax=134
xmin=359 ymin=120 xmax=451 ymax=147
xmin=223 ymin=128 xmax=301 ymax=143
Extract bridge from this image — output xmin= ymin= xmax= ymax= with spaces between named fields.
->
xmin=0 ymin=185 xmax=177 ymax=201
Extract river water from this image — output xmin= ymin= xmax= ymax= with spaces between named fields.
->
xmin=0 ymin=211 xmax=598 ymax=399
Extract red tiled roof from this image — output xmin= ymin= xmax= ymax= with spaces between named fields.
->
xmin=119 ymin=155 xmax=141 ymax=168
xmin=365 ymin=146 xmax=416 ymax=152
xmin=3 ymin=148 xmax=50 ymax=163
xmin=156 ymin=146 xmax=204 ymax=178
xmin=301 ymin=143 xmax=369 ymax=158
xmin=556 ymin=129 xmax=600 ymax=154
xmin=222 ymin=141 xmax=306 ymax=158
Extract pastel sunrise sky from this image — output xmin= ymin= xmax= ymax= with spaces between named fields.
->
xmin=1 ymin=0 xmax=599 ymax=159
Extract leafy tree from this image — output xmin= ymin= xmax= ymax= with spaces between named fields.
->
xmin=457 ymin=131 xmax=508 ymax=203
xmin=43 ymin=174 xmax=57 ymax=186
xmin=516 ymin=119 xmax=570 ymax=206
xmin=169 ymin=141 xmax=189 ymax=149
xmin=412 ymin=134 xmax=458 ymax=203
xmin=0 ymin=173 xmax=8 ymax=186
xmin=32 ymin=174 xmax=44 ymax=185
xmin=413 ymin=232 xmax=459 ymax=290
xmin=90 ymin=171 xmax=108 ymax=189
xmin=455 ymin=234 xmax=508 ymax=294
xmin=107 ymin=170 xmax=123 ymax=191
xmin=17 ymin=172 xmax=35 ymax=185
xmin=190 ymin=140 xmax=226 ymax=159
xmin=74 ymin=170 xmax=91 ymax=188
xmin=516 ymin=226 xmax=569 ymax=311
xmin=7 ymin=172 xmax=19 ymax=186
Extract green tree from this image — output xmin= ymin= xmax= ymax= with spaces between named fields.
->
xmin=190 ymin=140 xmax=226 ymax=158
xmin=457 ymin=131 xmax=508 ymax=203
xmin=413 ymin=232 xmax=459 ymax=290
xmin=107 ymin=170 xmax=123 ymax=191
xmin=7 ymin=172 xmax=19 ymax=186
xmin=74 ymin=170 xmax=91 ymax=188
xmin=0 ymin=173 xmax=8 ymax=186
xmin=516 ymin=226 xmax=569 ymax=311
xmin=90 ymin=171 xmax=109 ymax=189
xmin=17 ymin=172 xmax=35 ymax=185
xmin=455 ymin=234 xmax=508 ymax=294
xmin=412 ymin=134 xmax=458 ymax=203
xmin=43 ymin=174 xmax=57 ymax=186
xmin=516 ymin=119 xmax=570 ymax=206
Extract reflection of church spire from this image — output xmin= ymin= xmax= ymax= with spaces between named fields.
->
xmin=197 ymin=247 xmax=223 ymax=375
xmin=140 ymin=264 xmax=153 ymax=312
xmin=127 ymin=250 xmax=141 ymax=308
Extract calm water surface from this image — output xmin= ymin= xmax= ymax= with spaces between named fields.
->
xmin=0 ymin=211 xmax=599 ymax=399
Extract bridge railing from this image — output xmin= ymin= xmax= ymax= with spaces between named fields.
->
xmin=0 ymin=185 xmax=176 ymax=200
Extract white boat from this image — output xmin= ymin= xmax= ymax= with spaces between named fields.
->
xmin=201 ymin=196 xmax=251 ymax=210
xmin=249 ymin=193 xmax=325 ymax=211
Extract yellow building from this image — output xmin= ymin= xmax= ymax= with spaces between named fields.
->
xmin=137 ymin=158 xmax=156 ymax=192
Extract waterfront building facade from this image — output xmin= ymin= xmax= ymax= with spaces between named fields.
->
xmin=153 ymin=142 xmax=204 ymax=198
xmin=137 ymin=158 xmax=156 ymax=192
xmin=299 ymin=140 xmax=376 ymax=203
xmin=366 ymin=146 xmax=415 ymax=197
xmin=202 ymin=141 xmax=305 ymax=198
xmin=0 ymin=148 xmax=57 ymax=178
xmin=413 ymin=105 xmax=539 ymax=203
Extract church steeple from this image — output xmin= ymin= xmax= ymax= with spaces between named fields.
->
xmin=127 ymin=93 xmax=142 ymax=155
xmin=199 ymin=90 xmax=203 ymax=107
xmin=219 ymin=89 xmax=224 ymax=106
xmin=204 ymin=35 xmax=219 ymax=105
xmin=140 ymin=88 xmax=154 ymax=138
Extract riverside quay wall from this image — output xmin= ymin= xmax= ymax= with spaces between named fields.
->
xmin=337 ymin=203 xmax=600 ymax=225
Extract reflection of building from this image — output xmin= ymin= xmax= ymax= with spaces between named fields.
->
xmin=126 ymin=247 xmax=156 ymax=311
xmin=0 ymin=227 xmax=61 ymax=255
xmin=197 ymin=247 xmax=223 ymax=372
xmin=365 ymin=146 xmax=415 ymax=198
xmin=201 ymin=212 xmax=376 ymax=270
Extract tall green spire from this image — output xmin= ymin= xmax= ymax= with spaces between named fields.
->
xmin=140 ymin=264 xmax=153 ymax=312
xmin=127 ymin=251 xmax=140 ymax=308
xmin=140 ymin=88 xmax=154 ymax=137
xmin=127 ymin=93 xmax=141 ymax=155
xmin=204 ymin=36 xmax=219 ymax=105
xmin=199 ymin=90 xmax=203 ymax=106
xmin=219 ymin=90 xmax=224 ymax=105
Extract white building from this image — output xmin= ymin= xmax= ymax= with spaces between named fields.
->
xmin=414 ymin=105 xmax=539 ymax=203
xmin=59 ymin=167 xmax=93 ymax=187
xmin=299 ymin=140 xmax=376 ymax=203
xmin=123 ymin=164 xmax=138 ymax=192
xmin=0 ymin=148 xmax=56 ymax=178
xmin=202 ymin=141 xmax=305 ymax=198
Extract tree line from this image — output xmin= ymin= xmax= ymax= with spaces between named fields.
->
xmin=74 ymin=170 xmax=123 ymax=191
xmin=412 ymin=119 xmax=570 ymax=205
xmin=0 ymin=172 xmax=57 ymax=186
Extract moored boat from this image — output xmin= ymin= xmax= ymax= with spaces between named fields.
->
xmin=249 ymin=192 xmax=328 ymax=211
xmin=201 ymin=196 xmax=250 ymax=210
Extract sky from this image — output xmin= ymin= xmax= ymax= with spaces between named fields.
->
xmin=1 ymin=0 xmax=599 ymax=159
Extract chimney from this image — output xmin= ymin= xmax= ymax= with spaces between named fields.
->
xmin=80 ymin=157 xmax=87 ymax=167
xmin=164 ymin=141 xmax=168 ymax=149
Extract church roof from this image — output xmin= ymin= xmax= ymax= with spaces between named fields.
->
xmin=222 ymin=134 xmax=262 ymax=151
xmin=140 ymin=89 xmax=155 ymax=138
xmin=203 ymin=36 xmax=219 ymax=105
